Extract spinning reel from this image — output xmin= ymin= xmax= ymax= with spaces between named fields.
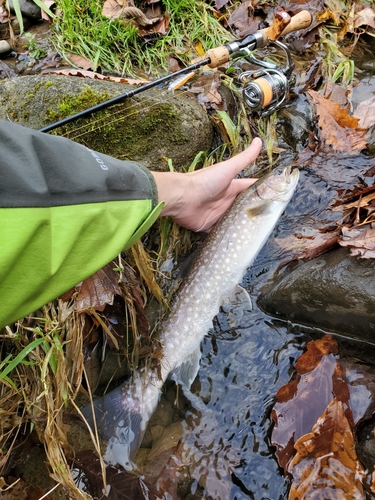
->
xmin=238 ymin=40 xmax=294 ymax=116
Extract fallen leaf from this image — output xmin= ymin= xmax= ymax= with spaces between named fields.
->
xmin=65 ymin=53 xmax=94 ymax=70
xmin=0 ymin=61 xmax=17 ymax=79
xmin=42 ymin=68 xmax=148 ymax=85
xmin=214 ymin=0 xmax=229 ymax=11
xmin=271 ymin=335 xmax=355 ymax=472
xmin=353 ymin=7 xmax=375 ymax=30
xmin=40 ymin=0 xmax=55 ymax=21
xmin=75 ymin=263 xmax=121 ymax=313
xmin=308 ymin=90 xmax=367 ymax=153
xmin=288 ymin=399 xmax=366 ymax=499
xmin=227 ymin=1 xmax=260 ymax=38
xmin=72 ymin=450 xmax=149 ymax=499
xmin=322 ymin=80 xmax=351 ymax=109
xmin=354 ymin=95 xmax=375 ymax=129
xmin=319 ymin=0 xmax=345 ymax=25
xmin=102 ymin=0 xmax=123 ymax=19
xmin=340 ymin=358 xmax=375 ymax=427
xmin=275 ymin=229 xmax=340 ymax=261
xmin=339 ymin=224 xmax=375 ymax=258
xmin=1 ymin=477 xmax=50 ymax=500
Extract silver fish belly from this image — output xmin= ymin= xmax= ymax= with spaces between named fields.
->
xmin=81 ymin=165 xmax=299 ymax=469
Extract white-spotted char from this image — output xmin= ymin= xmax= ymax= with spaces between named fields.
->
xmin=81 ymin=165 xmax=299 ymax=469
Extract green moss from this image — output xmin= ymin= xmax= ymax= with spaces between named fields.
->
xmin=48 ymin=91 xmax=189 ymax=163
xmin=45 ymin=108 xmax=59 ymax=121
xmin=56 ymin=86 xmax=111 ymax=117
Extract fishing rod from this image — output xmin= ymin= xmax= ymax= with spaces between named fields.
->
xmin=39 ymin=10 xmax=312 ymax=133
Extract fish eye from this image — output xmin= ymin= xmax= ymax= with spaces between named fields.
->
xmin=274 ymin=167 xmax=284 ymax=175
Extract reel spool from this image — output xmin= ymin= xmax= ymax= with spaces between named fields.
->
xmin=238 ymin=40 xmax=294 ymax=116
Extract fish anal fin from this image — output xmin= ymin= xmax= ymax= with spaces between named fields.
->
xmin=171 ymin=344 xmax=201 ymax=389
xmin=221 ymin=284 xmax=252 ymax=327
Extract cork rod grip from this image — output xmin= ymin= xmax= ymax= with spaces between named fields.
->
xmin=259 ymin=10 xmax=312 ymax=41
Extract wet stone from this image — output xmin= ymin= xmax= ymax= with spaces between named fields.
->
xmin=8 ymin=0 xmax=41 ymax=19
xmin=0 ymin=40 xmax=12 ymax=58
xmin=258 ymin=247 xmax=375 ymax=341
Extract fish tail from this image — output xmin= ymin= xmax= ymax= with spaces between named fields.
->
xmin=80 ymin=377 xmax=153 ymax=469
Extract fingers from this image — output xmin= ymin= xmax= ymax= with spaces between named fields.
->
xmin=230 ymin=178 xmax=258 ymax=196
xmin=222 ymin=138 xmax=263 ymax=177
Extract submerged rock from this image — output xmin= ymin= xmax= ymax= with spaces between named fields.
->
xmin=0 ymin=74 xmax=213 ymax=171
xmin=258 ymin=247 xmax=375 ymax=340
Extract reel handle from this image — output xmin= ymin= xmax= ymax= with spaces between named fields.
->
xmin=200 ymin=10 xmax=312 ymax=68
xmin=259 ymin=10 xmax=312 ymax=42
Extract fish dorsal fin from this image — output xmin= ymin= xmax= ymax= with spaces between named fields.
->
xmin=171 ymin=344 xmax=202 ymax=389
xmin=220 ymin=284 xmax=252 ymax=327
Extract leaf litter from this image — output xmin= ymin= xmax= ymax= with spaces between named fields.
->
xmin=272 ymin=334 xmax=375 ymax=499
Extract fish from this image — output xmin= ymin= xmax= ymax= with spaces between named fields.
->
xmin=81 ymin=164 xmax=299 ymax=469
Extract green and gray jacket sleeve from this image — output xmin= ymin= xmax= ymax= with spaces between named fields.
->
xmin=0 ymin=120 xmax=164 ymax=328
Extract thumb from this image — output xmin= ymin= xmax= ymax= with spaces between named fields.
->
xmin=222 ymin=138 xmax=263 ymax=178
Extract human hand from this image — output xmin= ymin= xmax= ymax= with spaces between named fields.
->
xmin=152 ymin=137 xmax=262 ymax=232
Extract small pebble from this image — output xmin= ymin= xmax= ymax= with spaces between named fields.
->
xmin=0 ymin=40 xmax=12 ymax=58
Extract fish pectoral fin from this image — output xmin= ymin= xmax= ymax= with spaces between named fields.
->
xmin=245 ymin=199 xmax=272 ymax=218
xmin=171 ymin=344 xmax=201 ymax=389
xmin=220 ymin=285 xmax=252 ymax=327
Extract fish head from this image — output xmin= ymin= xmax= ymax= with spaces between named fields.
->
xmin=256 ymin=165 xmax=299 ymax=203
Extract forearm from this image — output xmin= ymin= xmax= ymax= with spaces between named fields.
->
xmin=0 ymin=121 xmax=162 ymax=327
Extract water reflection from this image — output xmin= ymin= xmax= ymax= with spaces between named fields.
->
xmin=174 ymin=164 xmax=375 ymax=498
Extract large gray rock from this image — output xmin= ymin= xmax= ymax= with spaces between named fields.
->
xmin=0 ymin=74 xmax=213 ymax=171
xmin=8 ymin=0 xmax=42 ymax=19
xmin=258 ymin=247 xmax=375 ymax=340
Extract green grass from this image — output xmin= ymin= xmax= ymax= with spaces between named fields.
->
xmin=51 ymin=0 xmax=232 ymax=76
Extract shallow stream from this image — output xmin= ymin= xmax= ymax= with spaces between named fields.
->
xmin=168 ymin=163 xmax=375 ymax=499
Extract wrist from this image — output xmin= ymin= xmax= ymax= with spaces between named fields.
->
xmin=151 ymin=171 xmax=189 ymax=218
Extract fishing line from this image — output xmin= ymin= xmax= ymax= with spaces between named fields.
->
xmin=58 ymin=84 xmax=206 ymax=141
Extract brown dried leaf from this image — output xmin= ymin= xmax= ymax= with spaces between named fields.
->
xmin=40 ymin=0 xmax=55 ymax=21
xmin=288 ymin=399 xmax=366 ymax=499
xmin=1 ymin=477 xmax=50 ymax=500
xmin=322 ymin=80 xmax=351 ymax=109
xmin=75 ymin=263 xmax=121 ymax=313
xmin=227 ymin=1 xmax=260 ymax=38
xmin=137 ymin=11 xmax=170 ymax=36
xmin=102 ymin=0 xmax=122 ymax=19
xmin=353 ymin=7 xmax=375 ymax=30
xmin=43 ymin=68 xmax=148 ymax=85
xmin=72 ymin=450 xmax=148 ymax=499
xmin=354 ymin=95 xmax=375 ymax=129
xmin=271 ymin=335 xmax=353 ymax=471
xmin=272 ymin=355 xmax=340 ymax=470
xmin=339 ymin=224 xmax=375 ymax=258
xmin=308 ymin=90 xmax=367 ymax=153
xmin=64 ymin=53 xmax=94 ymax=70
xmin=190 ymin=73 xmax=222 ymax=108
xmin=275 ymin=229 xmax=340 ymax=261
xmin=319 ymin=0 xmax=344 ymax=25
xmin=294 ymin=334 xmax=339 ymax=374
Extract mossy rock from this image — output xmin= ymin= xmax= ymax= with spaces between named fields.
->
xmin=0 ymin=74 xmax=213 ymax=171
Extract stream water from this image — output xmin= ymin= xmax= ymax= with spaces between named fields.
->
xmin=169 ymin=163 xmax=375 ymax=499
